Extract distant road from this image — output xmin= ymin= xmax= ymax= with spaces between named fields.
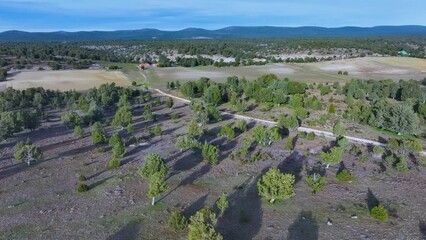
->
xmin=155 ymin=89 xmax=426 ymax=154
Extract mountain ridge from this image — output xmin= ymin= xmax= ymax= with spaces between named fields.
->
xmin=1 ymin=25 xmax=425 ymax=42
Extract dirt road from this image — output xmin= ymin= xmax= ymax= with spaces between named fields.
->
xmin=155 ymin=89 xmax=426 ymax=155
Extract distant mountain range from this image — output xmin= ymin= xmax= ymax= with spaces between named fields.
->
xmin=1 ymin=26 xmax=426 ymax=42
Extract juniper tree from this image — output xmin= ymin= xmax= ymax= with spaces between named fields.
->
xmin=148 ymin=172 xmax=168 ymax=205
xmin=257 ymin=167 xmax=295 ymax=203
xmin=139 ymin=153 xmax=168 ymax=179
xmin=188 ymin=209 xmax=223 ymax=240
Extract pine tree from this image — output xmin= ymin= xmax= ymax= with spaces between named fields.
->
xmin=257 ymin=167 xmax=295 ymax=203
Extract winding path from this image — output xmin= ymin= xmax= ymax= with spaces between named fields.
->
xmin=155 ymin=89 xmax=426 ymax=154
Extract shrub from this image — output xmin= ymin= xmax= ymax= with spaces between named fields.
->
xmin=176 ymin=136 xmax=201 ymax=151
xmin=166 ymin=97 xmax=174 ymax=108
xmin=372 ymin=146 xmax=384 ymax=155
xmin=187 ymin=119 xmax=204 ymax=139
xmin=336 ymin=169 xmax=353 ymax=182
xmin=76 ymin=183 xmax=89 ymax=193
xmin=320 ymin=147 xmax=343 ymax=168
xmin=284 ymin=137 xmax=295 ymax=151
xmin=305 ymin=174 xmax=327 ymax=194
xmin=188 ymin=209 xmax=222 ymax=240
xmin=279 ymin=115 xmax=299 ymax=129
xmin=236 ymin=120 xmax=248 ymax=132
xmin=73 ymin=126 xmax=84 ymax=138
xmin=150 ymin=125 xmax=163 ymax=136
xmin=108 ymin=157 xmax=121 ymax=169
xmin=78 ymin=174 xmax=87 ymax=181
xmin=257 ymin=167 xmax=295 ymax=203
xmin=202 ymin=142 xmax=219 ymax=165
xmin=328 ymin=104 xmax=336 ymax=114
xmin=170 ymin=112 xmax=179 ymax=120
xmin=306 ymin=132 xmax=315 ymax=140
xmin=333 ymin=122 xmax=346 ymax=136
xmin=168 ymin=211 xmax=188 ymax=232
xmin=126 ymin=123 xmax=134 ymax=133
xmin=13 ymin=140 xmax=43 ymax=165
xmin=139 ymin=153 xmax=168 ymax=179
xmin=91 ymin=122 xmax=107 ymax=144
xmin=395 ymin=157 xmax=409 ymax=172
xmin=216 ymin=193 xmax=229 ymax=216
xmin=370 ymin=205 xmax=388 ymax=221
xmin=358 ymin=154 xmax=368 ymax=163
xmin=218 ymin=124 xmax=235 ymax=142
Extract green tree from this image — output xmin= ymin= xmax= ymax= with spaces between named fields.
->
xmin=150 ymin=125 xmax=163 ymax=136
xmin=257 ymin=167 xmax=295 ymax=203
xmin=111 ymin=106 xmax=132 ymax=128
xmin=305 ymin=173 xmax=327 ymax=194
xmin=148 ymin=172 xmax=169 ymax=205
xmin=328 ymin=104 xmax=336 ymax=114
xmin=168 ymin=211 xmax=188 ymax=232
xmin=0 ymin=68 xmax=7 ymax=81
xmin=139 ymin=153 xmax=168 ymax=179
xmin=91 ymin=122 xmax=107 ymax=144
xmin=188 ymin=209 xmax=223 ymax=240
xmin=236 ymin=120 xmax=248 ymax=132
xmin=279 ymin=115 xmax=299 ymax=130
xmin=320 ymin=147 xmax=343 ymax=168
xmin=370 ymin=205 xmax=388 ymax=221
xmin=218 ymin=124 xmax=235 ymax=142
xmin=202 ymin=142 xmax=219 ymax=165
xmin=187 ymin=119 xmax=204 ymax=139
xmin=203 ymin=84 xmax=222 ymax=106
xmin=112 ymin=136 xmax=126 ymax=158
xmin=333 ymin=122 xmax=346 ymax=136
xmin=126 ymin=123 xmax=134 ymax=133
xmin=13 ymin=140 xmax=42 ymax=166
xmin=108 ymin=157 xmax=121 ymax=169
xmin=216 ymin=193 xmax=229 ymax=216
xmin=166 ymin=97 xmax=174 ymax=108
xmin=73 ymin=125 xmax=84 ymax=138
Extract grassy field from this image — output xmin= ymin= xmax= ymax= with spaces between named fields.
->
xmin=4 ymin=70 xmax=131 ymax=91
xmin=147 ymin=57 xmax=426 ymax=88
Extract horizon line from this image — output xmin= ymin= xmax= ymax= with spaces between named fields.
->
xmin=1 ymin=24 xmax=426 ymax=34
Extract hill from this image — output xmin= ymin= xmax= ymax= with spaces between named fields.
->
xmin=0 ymin=26 xmax=426 ymax=42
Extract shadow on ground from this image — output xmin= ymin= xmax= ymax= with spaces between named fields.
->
xmin=287 ymin=211 xmax=319 ymax=240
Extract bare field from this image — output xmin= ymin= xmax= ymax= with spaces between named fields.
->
xmin=148 ymin=57 xmax=426 ymax=88
xmin=4 ymin=70 xmax=131 ymax=91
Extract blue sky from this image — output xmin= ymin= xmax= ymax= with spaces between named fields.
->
xmin=0 ymin=0 xmax=425 ymax=32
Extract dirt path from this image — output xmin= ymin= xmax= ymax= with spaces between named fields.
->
xmin=154 ymin=89 xmax=426 ymax=155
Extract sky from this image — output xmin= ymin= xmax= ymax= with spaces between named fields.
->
xmin=0 ymin=0 xmax=425 ymax=32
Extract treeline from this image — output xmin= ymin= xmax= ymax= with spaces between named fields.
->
xmin=0 ymin=36 xmax=424 ymax=69
xmin=0 ymin=83 xmax=144 ymax=141
xmin=177 ymin=74 xmax=426 ymax=135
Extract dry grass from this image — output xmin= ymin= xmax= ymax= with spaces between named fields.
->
xmin=4 ymin=70 xmax=131 ymax=91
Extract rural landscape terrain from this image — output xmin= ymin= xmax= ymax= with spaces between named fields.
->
xmin=1 ymin=26 xmax=426 ymax=240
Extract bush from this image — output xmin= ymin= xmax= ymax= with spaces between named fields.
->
xmin=305 ymin=174 xmax=327 ymax=194
xmin=284 ymin=137 xmax=295 ymax=151
xmin=13 ymin=140 xmax=43 ymax=165
xmin=236 ymin=120 xmax=248 ymax=132
xmin=370 ymin=205 xmax=388 ymax=221
xmin=78 ymin=174 xmax=87 ymax=181
xmin=307 ymin=132 xmax=315 ymax=140
xmin=73 ymin=126 xmax=84 ymax=138
xmin=166 ymin=97 xmax=174 ymax=108
xmin=218 ymin=124 xmax=235 ymax=142
xmin=395 ymin=157 xmax=409 ymax=172
xmin=108 ymin=157 xmax=121 ymax=169
xmin=139 ymin=153 xmax=168 ymax=179
xmin=257 ymin=167 xmax=295 ymax=203
xmin=279 ymin=115 xmax=299 ymax=129
xmin=91 ymin=122 xmax=107 ymax=144
xmin=187 ymin=119 xmax=204 ymax=139
xmin=168 ymin=211 xmax=188 ymax=232
xmin=333 ymin=122 xmax=346 ymax=136
xmin=170 ymin=112 xmax=179 ymax=120
xmin=336 ymin=169 xmax=353 ymax=182
xmin=201 ymin=142 xmax=219 ymax=165
xmin=372 ymin=146 xmax=384 ymax=155
xmin=150 ymin=125 xmax=163 ymax=136
xmin=76 ymin=183 xmax=89 ymax=193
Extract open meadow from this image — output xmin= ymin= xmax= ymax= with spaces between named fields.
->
xmin=147 ymin=57 xmax=426 ymax=88
xmin=3 ymin=70 xmax=131 ymax=91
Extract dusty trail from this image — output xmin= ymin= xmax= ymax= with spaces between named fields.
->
xmin=154 ymin=89 xmax=426 ymax=155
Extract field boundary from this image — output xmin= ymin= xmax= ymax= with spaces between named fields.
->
xmin=155 ymin=89 xmax=426 ymax=155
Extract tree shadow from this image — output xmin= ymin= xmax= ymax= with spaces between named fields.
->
xmin=173 ymin=150 xmax=201 ymax=171
xmin=217 ymin=173 xmax=264 ymax=240
xmin=106 ymin=220 xmax=141 ymax=240
xmin=366 ymin=188 xmax=379 ymax=211
xmin=0 ymin=163 xmax=25 ymax=180
xmin=419 ymin=220 xmax=426 ymax=240
xmin=183 ymin=193 xmax=209 ymax=218
xmin=60 ymin=144 xmax=98 ymax=157
xmin=287 ymin=211 xmax=319 ymax=240
xmin=87 ymin=169 xmax=108 ymax=180
xmin=89 ymin=176 xmax=114 ymax=190
xmin=278 ymin=151 xmax=305 ymax=184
